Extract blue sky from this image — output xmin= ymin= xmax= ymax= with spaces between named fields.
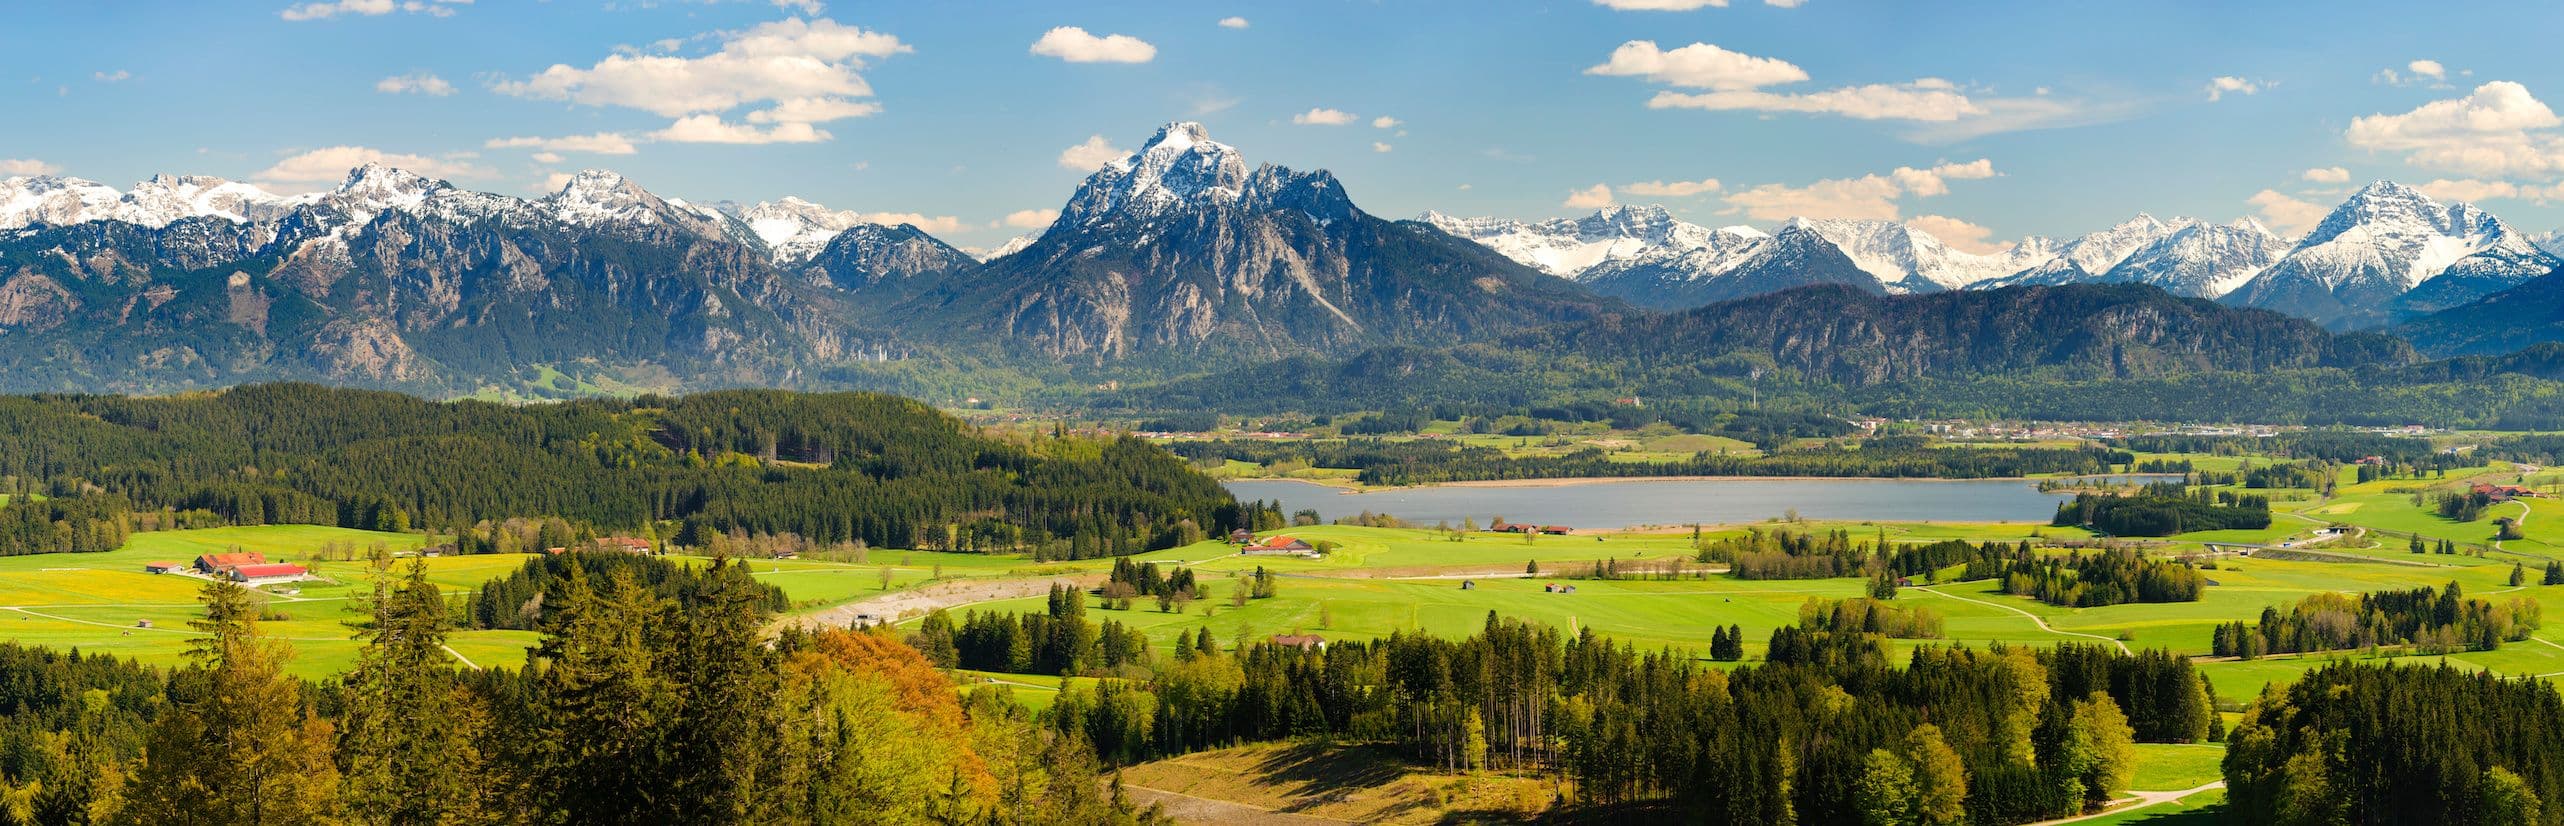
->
xmin=10 ymin=0 xmax=2564 ymax=249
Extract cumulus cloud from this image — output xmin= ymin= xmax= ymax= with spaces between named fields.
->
xmin=1906 ymin=214 xmax=2010 ymax=255
xmin=2345 ymin=81 xmax=2564 ymax=179
xmin=1621 ymin=178 xmax=1721 ymax=197
xmin=375 ymin=72 xmax=454 ymax=96
xmin=1371 ymin=115 xmax=1401 ymax=129
xmin=1028 ymin=26 xmax=1156 ymax=63
xmin=649 ymin=115 xmax=830 ymax=144
xmin=495 ymin=17 xmax=907 ymax=139
xmin=1584 ymin=41 xmax=1807 ymax=91
xmin=1372 ymin=142 xmax=1394 ymax=153
xmin=2204 ymin=76 xmax=2259 ymax=101
xmin=1563 ymin=184 xmax=1616 ymax=209
xmin=1057 ymin=135 xmax=1127 ymax=171
xmin=2247 ymin=189 xmax=2328 ymax=236
xmin=1292 ymin=107 xmax=1358 ymax=125
xmin=2411 ymin=178 xmax=2564 ymax=204
xmin=2302 ymin=166 xmax=2351 ymax=183
xmin=485 ymin=132 xmax=638 ymax=155
xmin=0 ymin=159 xmax=61 ymax=176
xmin=1217 ymin=16 xmax=1248 ymax=29
xmin=2378 ymin=59 xmax=2454 ymax=87
xmin=280 ymin=0 xmax=467 ymax=21
xmin=772 ymin=0 xmax=824 ymax=13
xmin=254 ymin=146 xmax=492 ymax=190
xmin=1721 ymin=159 xmax=1996 ymax=221
xmin=1889 ymin=159 xmax=1995 ymax=197
xmin=93 ymin=70 xmax=132 ymax=83
xmin=1003 ymin=208 xmax=1059 ymax=228
xmin=1589 ymin=40 xmax=2090 ymax=137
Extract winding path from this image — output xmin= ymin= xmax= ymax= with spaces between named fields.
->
xmin=1909 ymin=585 xmax=2130 ymax=654
xmin=2024 ymin=782 xmax=2225 ymax=826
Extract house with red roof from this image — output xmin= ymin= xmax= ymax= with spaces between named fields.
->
xmin=194 ymin=552 xmax=267 ymax=576
xmin=227 ymin=563 xmax=309 ymax=584
xmin=1242 ymin=535 xmax=1316 ymax=556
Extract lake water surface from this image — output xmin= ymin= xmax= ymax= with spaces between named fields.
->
xmin=1222 ymin=477 xmax=2151 ymax=529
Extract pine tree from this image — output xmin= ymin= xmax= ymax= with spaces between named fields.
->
xmin=531 ymin=565 xmax=678 ymax=823
xmin=2512 ymin=563 xmax=2527 ymax=587
xmin=338 ymin=554 xmax=493 ymax=825
xmin=122 ymin=578 xmax=343 ymax=825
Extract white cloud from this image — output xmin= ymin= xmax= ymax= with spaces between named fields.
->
xmin=2410 ymin=59 xmax=2447 ymax=82
xmin=2345 ymin=81 xmax=2564 ymax=178
xmin=773 ymin=0 xmax=824 ymax=13
xmin=2247 ymin=189 xmax=2328 ymax=236
xmin=1906 ymin=215 xmax=2010 ymax=255
xmin=745 ymin=97 xmax=882 ymax=123
xmin=1028 ymin=26 xmax=1156 ymax=64
xmin=93 ymin=70 xmax=131 ymax=83
xmin=851 ymin=211 xmax=966 ymax=234
xmin=1217 ymin=16 xmax=1248 ymax=29
xmin=1371 ymin=115 xmax=1401 ymax=129
xmin=1722 ymin=159 xmax=1995 ymax=221
xmin=649 ymin=115 xmax=830 ymax=144
xmin=2301 ymin=166 xmax=2350 ymax=184
xmin=1563 ymin=184 xmax=1616 ymax=209
xmin=1372 ymin=142 xmax=1394 ymax=153
xmin=1725 ymin=175 xmax=1904 ymax=221
xmin=2411 ymin=178 xmax=2564 ymax=204
xmin=531 ymin=152 xmax=563 ymax=164
xmin=1057 ymin=135 xmax=1127 ymax=171
xmin=2204 ymin=76 xmax=2259 ymax=102
xmin=374 ymin=72 xmax=454 ymax=96
xmin=1591 ymin=40 xmax=2094 ymax=137
xmin=495 ymin=17 xmax=909 ymax=130
xmin=1889 ymin=159 xmax=1994 ymax=197
xmin=1003 ymin=208 xmax=1059 ymax=229
xmin=2380 ymin=59 xmax=2463 ymax=88
xmin=1292 ymin=107 xmax=1357 ymax=125
xmin=280 ymin=0 xmax=467 ymax=21
xmin=538 ymin=171 xmax=574 ymax=193
xmin=485 ymin=132 xmax=638 ymax=155
xmin=254 ymin=146 xmax=492 ymax=190
xmin=1621 ymin=177 xmax=1721 ymax=197
xmin=1584 ymin=41 xmax=1807 ymax=91
xmin=0 ymin=159 xmax=61 ymax=176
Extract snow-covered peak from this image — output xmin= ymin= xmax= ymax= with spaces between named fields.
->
xmin=2288 ymin=180 xmax=2541 ymax=289
xmin=2532 ymin=228 xmax=2564 ymax=258
xmin=117 ymin=175 xmax=296 ymax=227
xmin=723 ymin=196 xmax=876 ymax=262
xmin=1422 ymin=204 xmax=1731 ymax=279
xmin=1789 ymin=217 xmax=2053 ymax=291
xmin=1062 ymin=121 xmax=1249 ymax=228
xmin=537 ymin=169 xmax=679 ymax=228
xmin=0 ymin=175 xmax=132 ymax=230
xmin=967 ymin=234 xmax=1035 ymax=262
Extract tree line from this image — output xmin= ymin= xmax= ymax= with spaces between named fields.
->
xmin=2211 ymin=581 xmax=2542 ymax=658
xmin=2051 ymin=482 xmax=2271 ymax=536
xmin=0 ymin=383 xmax=1240 ymax=560
xmin=1172 ymin=436 xmax=2134 ymax=487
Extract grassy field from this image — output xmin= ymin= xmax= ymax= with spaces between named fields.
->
xmin=1118 ymin=741 xmax=1554 ymax=824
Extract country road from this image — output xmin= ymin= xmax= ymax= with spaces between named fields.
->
xmin=1910 ymin=586 xmax=2130 ymax=654
xmin=2025 ymin=781 xmax=2225 ymax=825
xmin=778 ymin=573 xmax=1105 ymax=631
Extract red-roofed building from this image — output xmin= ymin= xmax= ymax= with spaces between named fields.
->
xmin=1270 ymin=634 xmax=1326 ymax=649
xmin=1242 ymin=535 xmax=1315 ymax=556
xmin=601 ymin=537 xmax=654 ymax=554
xmin=194 ymin=552 xmax=267 ymax=576
xmin=1538 ymin=525 xmax=1572 ymax=535
xmin=227 ymin=563 xmax=309 ymax=583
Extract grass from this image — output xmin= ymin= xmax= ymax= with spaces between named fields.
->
xmin=2128 ymin=743 xmax=2226 ymax=791
xmin=1117 ymin=741 xmax=1554 ymax=824
xmin=2080 ymin=789 xmax=2227 ymax=825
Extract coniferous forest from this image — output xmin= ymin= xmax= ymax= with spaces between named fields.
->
xmin=0 ymin=383 xmax=1238 ymax=559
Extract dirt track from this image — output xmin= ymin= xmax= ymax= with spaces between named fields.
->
xmin=780 ymin=573 xmax=1105 ymax=631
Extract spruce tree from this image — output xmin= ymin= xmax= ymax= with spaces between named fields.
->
xmin=338 ymin=555 xmax=493 ymax=825
xmin=122 ymin=579 xmax=343 ymax=824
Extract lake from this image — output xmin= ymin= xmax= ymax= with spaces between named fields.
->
xmin=1221 ymin=477 xmax=2154 ymax=529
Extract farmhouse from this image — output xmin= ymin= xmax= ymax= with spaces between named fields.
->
xmin=193 ymin=552 xmax=267 ymax=576
xmin=2473 ymin=483 xmax=2541 ymax=502
xmin=601 ymin=537 xmax=654 ymax=554
xmin=1242 ymin=535 xmax=1315 ymax=556
xmin=1538 ymin=525 xmax=1572 ymax=535
xmin=1270 ymin=634 xmax=1326 ymax=649
xmin=1229 ymin=528 xmax=1254 ymax=544
xmin=1487 ymin=520 xmax=1536 ymax=534
xmin=227 ymin=563 xmax=309 ymax=584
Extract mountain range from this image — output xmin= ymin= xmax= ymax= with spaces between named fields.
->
xmin=2 ymin=120 xmax=2560 ymax=398
xmin=1424 ymin=182 xmax=2560 ymax=330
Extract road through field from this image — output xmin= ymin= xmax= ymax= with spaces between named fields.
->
xmin=781 ymin=573 xmax=1106 ymax=630
xmin=1909 ymin=586 xmax=2131 ymax=654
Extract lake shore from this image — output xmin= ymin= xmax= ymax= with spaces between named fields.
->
xmin=1238 ymin=473 xmax=2174 ymax=494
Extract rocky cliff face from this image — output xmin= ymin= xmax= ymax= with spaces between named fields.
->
xmin=892 ymin=122 xmax=1617 ymax=364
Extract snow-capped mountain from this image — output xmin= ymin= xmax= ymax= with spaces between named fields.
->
xmin=720 ymin=197 xmax=882 ymax=264
xmin=965 ymin=234 xmax=1034 ymax=262
xmin=897 ymin=121 xmax=1612 ymax=361
xmin=0 ymin=173 xmax=297 ymax=230
xmin=2530 ymin=229 xmax=2564 ymax=258
xmin=1418 ymin=205 xmax=1739 ymax=279
xmin=1577 ymin=221 xmax=1877 ymax=310
xmin=1980 ymin=217 xmax=2285 ymax=299
xmin=2224 ymin=181 xmax=2559 ymax=328
xmin=1790 ymin=217 xmax=2056 ymax=292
